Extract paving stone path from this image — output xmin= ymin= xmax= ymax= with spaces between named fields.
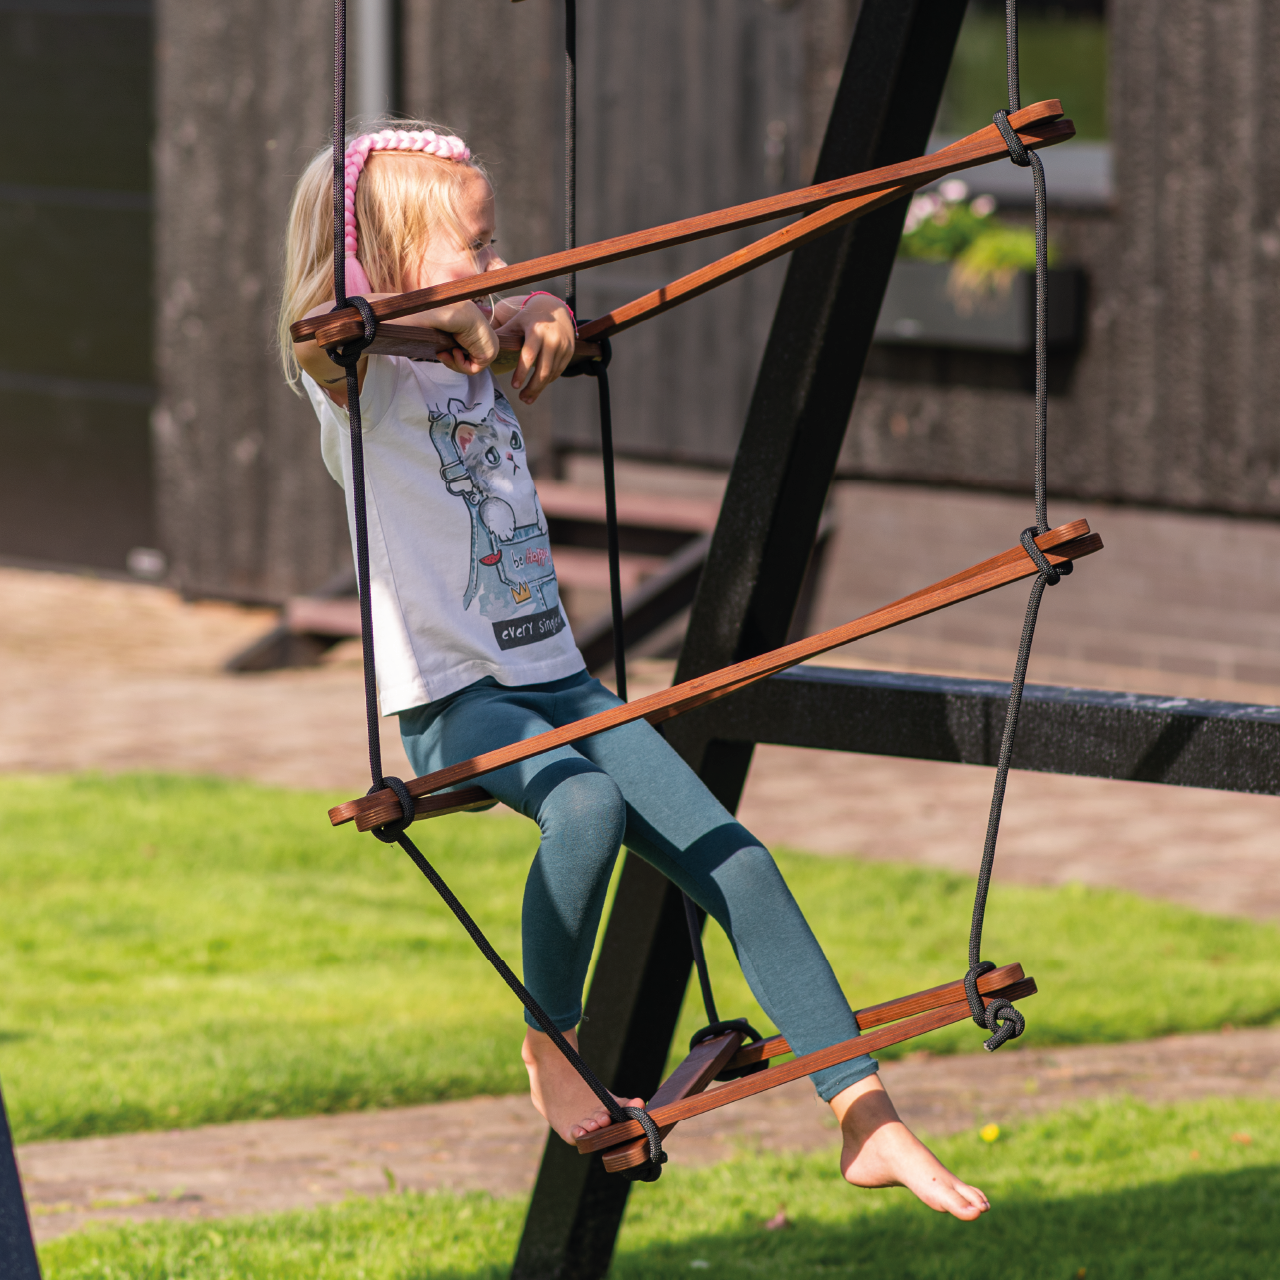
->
xmin=20 ymin=1027 xmax=1280 ymax=1242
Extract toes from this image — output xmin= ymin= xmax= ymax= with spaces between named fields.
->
xmin=945 ymin=1182 xmax=989 ymax=1219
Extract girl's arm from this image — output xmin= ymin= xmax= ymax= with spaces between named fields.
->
xmin=491 ymin=294 xmax=577 ymax=405
xmin=293 ymin=298 xmax=499 ymax=408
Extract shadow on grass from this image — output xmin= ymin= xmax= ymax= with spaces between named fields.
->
xmin=607 ymin=1166 xmax=1280 ymax=1280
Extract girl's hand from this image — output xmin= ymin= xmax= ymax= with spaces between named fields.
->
xmin=430 ymin=300 xmax=500 ymax=375
xmin=294 ymin=297 xmax=498 ymax=405
xmin=494 ymin=295 xmax=576 ymax=404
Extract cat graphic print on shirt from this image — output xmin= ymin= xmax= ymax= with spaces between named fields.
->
xmin=305 ymin=355 xmax=585 ymax=714
xmin=428 ymin=392 xmax=567 ymax=650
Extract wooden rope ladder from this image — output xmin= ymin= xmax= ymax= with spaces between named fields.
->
xmin=304 ymin=22 xmax=1092 ymax=1174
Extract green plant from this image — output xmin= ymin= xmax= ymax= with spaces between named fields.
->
xmin=899 ymin=183 xmax=1059 ymax=308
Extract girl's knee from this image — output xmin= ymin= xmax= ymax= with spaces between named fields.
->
xmin=536 ymin=763 xmax=626 ymax=845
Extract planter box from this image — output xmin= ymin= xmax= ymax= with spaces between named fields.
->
xmin=874 ymin=259 xmax=1084 ymax=353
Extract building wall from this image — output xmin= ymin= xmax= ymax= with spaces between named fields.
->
xmin=153 ymin=0 xmax=347 ymax=601
xmin=841 ymin=0 xmax=1280 ymax=518
xmin=152 ymin=0 xmax=856 ymax=598
xmin=0 ymin=1 xmax=155 ymax=573
xmin=149 ymin=0 xmax=1280 ymax=601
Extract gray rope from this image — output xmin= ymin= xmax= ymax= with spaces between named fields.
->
xmin=564 ymin=0 xmax=577 ymax=315
xmin=964 ymin=0 xmax=1069 ymax=1051
xmin=620 ymin=1105 xmax=668 ymax=1176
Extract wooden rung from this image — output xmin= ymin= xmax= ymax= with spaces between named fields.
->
xmin=600 ymin=1029 xmax=744 ymax=1174
xmin=294 ymin=102 xmax=1071 ymax=350
xmin=412 ymin=786 xmax=496 ymax=820
xmin=331 ymin=521 xmax=1101 ymax=832
xmin=577 ymin=977 xmax=1037 ymax=1159
xmin=722 ymin=962 xmax=1027 ymax=1073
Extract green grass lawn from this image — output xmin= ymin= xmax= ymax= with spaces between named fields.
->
xmin=2 ymin=772 xmax=1278 ymax=1143
xmin=41 ymin=1097 xmax=1280 ymax=1279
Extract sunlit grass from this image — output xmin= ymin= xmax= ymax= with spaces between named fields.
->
xmin=41 ymin=1098 xmax=1280 ymax=1278
xmin=2 ymin=772 xmax=1278 ymax=1143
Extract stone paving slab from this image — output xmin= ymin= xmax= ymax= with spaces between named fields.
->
xmin=19 ymin=1026 xmax=1280 ymax=1242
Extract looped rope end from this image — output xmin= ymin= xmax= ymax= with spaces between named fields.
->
xmin=981 ymin=998 xmax=1025 ymax=1052
xmin=368 ymin=775 xmax=414 ymax=843
xmin=562 ymin=329 xmax=612 ymax=379
xmin=619 ymin=1105 xmax=667 ymax=1180
xmin=1019 ymin=527 xmax=1072 ymax=585
xmin=965 ymin=961 xmax=1025 ymax=1051
xmin=328 ymin=294 xmax=378 ymax=369
xmin=993 ymin=109 xmax=1031 ymax=167
xmin=964 ymin=960 xmax=997 ymax=1026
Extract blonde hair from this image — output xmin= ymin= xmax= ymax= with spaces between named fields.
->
xmin=277 ymin=121 xmax=489 ymax=387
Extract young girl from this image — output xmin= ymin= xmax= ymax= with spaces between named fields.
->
xmin=282 ymin=123 xmax=989 ymax=1220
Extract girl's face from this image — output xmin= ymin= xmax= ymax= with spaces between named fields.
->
xmin=409 ymin=168 xmax=507 ymax=290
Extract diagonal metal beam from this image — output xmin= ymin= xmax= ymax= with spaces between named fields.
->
xmin=0 ymin=1077 xmax=41 ymax=1280
xmin=512 ymin=3 xmax=969 ymax=1276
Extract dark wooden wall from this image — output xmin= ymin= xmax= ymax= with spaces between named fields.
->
xmin=841 ymin=0 xmax=1280 ymax=519
xmin=404 ymin=0 xmax=857 ymax=469
xmin=0 ymin=0 xmax=155 ymax=572
xmin=153 ymin=0 xmax=349 ymax=601
xmin=147 ymin=0 xmax=1280 ymax=600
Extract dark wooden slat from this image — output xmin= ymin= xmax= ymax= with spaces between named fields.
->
xmin=365 ymin=324 xmax=602 ymax=368
xmin=576 ymin=978 xmax=1037 ymax=1156
xmin=331 ymin=522 xmax=1100 ymax=830
xmin=723 ymin=962 xmax=1026 ymax=1071
xmin=413 ymin=786 xmax=496 ymax=819
xmin=294 ymin=103 xmax=1068 ymax=349
xmin=600 ymin=1029 xmax=744 ymax=1174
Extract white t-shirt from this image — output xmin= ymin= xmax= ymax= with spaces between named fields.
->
xmin=304 ymin=355 xmax=585 ymax=715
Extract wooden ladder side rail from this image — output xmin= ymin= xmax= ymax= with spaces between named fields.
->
xmin=295 ymin=101 xmax=1070 ymax=350
xmin=576 ymin=119 xmax=1070 ymax=344
xmin=330 ymin=520 xmax=1101 ymax=832
xmin=578 ymin=977 xmax=1038 ymax=1164
xmin=722 ymin=962 xmax=1026 ymax=1074
xmin=599 ymin=962 xmax=1024 ymax=1173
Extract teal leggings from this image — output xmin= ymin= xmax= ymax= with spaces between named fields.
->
xmin=398 ymin=668 xmax=876 ymax=1101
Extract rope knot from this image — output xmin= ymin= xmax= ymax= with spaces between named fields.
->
xmin=368 ymin=775 xmax=414 ymax=843
xmin=965 ymin=961 xmax=1026 ymax=1052
xmin=1020 ymin=527 xmax=1072 ymax=586
xmin=619 ymin=1106 xmax=667 ymax=1181
xmin=993 ymin=109 xmax=1031 ymax=167
xmin=328 ymin=294 xmax=378 ymax=370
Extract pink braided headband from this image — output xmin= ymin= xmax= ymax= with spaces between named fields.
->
xmin=341 ymin=128 xmax=472 ymax=296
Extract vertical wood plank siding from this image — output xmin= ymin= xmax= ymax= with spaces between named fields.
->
xmin=841 ymin=0 xmax=1280 ymax=519
xmin=154 ymin=1 xmax=348 ymax=600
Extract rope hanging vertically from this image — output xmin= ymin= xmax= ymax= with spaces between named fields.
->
xmin=324 ymin=0 xmax=665 ymax=1156
xmin=564 ymin=0 xmax=577 ymax=316
xmin=962 ymin=0 xmax=1066 ymax=1052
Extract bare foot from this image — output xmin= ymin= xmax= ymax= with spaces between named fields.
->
xmin=830 ymin=1074 xmax=990 ymax=1220
xmin=521 ymin=1028 xmax=643 ymax=1145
